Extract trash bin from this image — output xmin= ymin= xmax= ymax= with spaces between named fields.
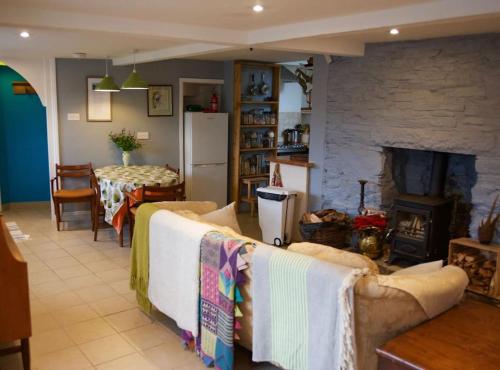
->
xmin=257 ymin=186 xmax=298 ymax=246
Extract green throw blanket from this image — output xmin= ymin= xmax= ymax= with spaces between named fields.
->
xmin=129 ymin=203 xmax=159 ymax=313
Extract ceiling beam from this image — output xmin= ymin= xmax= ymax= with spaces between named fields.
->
xmin=248 ymin=0 xmax=500 ymax=44
xmin=113 ymin=43 xmax=237 ymax=65
xmin=0 ymin=5 xmax=247 ymax=45
xmin=260 ymin=38 xmax=365 ymax=57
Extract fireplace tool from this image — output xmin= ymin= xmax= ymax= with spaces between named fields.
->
xmin=358 ymin=179 xmax=368 ymax=215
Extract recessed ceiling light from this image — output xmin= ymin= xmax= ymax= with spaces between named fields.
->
xmin=20 ymin=31 xmax=30 ymax=38
xmin=390 ymin=28 xmax=399 ymax=35
xmin=252 ymin=4 xmax=264 ymax=12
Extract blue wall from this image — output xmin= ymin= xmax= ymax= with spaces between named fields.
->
xmin=0 ymin=66 xmax=50 ymax=203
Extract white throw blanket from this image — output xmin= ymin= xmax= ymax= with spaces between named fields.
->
xmin=377 ymin=265 xmax=469 ymax=318
xmin=148 ymin=210 xmax=213 ymax=336
xmin=252 ymin=244 xmax=366 ymax=370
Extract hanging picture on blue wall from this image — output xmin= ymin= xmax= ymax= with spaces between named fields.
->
xmin=87 ymin=76 xmax=112 ymax=122
xmin=147 ymin=85 xmax=173 ymax=117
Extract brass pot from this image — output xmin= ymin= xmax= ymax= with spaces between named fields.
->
xmin=358 ymin=226 xmax=384 ymax=259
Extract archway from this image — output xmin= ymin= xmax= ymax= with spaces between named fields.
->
xmin=0 ymin=63 xmax=51 ymax=208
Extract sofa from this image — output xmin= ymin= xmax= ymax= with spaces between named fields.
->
xmin=149 ymin=201 xmax=469 ymax=370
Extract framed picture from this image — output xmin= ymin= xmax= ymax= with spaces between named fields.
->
xmin=87 ymin=76 xmax=112 ymax=122
xmin=147 ymin=85 xmax=173 ymax=117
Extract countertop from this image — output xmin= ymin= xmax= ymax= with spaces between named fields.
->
xmin=266 ymin=156 xmax=315 ymax=168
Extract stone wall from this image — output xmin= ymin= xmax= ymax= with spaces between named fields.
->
xmin=321 ymin=34 xmax=500 ymax=241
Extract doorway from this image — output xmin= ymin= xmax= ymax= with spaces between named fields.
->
xmin=0 ymin=65 xmax=50 ymax=206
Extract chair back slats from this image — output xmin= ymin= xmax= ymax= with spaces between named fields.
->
xmin=165 ymin=164 xmax=180 ymax=175
xmin=141 ymin=182 xmax=185 ymax=202
xmin=56 ymin=163 xmax=93 ymax=178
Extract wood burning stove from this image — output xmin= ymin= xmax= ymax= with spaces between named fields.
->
xmin=389 ymin=194 xmax=452 ymax=264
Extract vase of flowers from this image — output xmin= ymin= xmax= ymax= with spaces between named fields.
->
xmin=109 ymin=129 xmax=142 ymax=167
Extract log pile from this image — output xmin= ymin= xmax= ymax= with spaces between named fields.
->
xmin=301 ymin=209 xmax=351 ymax=226
xmin=450 ymin=248 xmax=496 ymax=294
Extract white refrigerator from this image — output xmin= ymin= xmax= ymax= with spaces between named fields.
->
xmin=184 ymin=112 xmax=228 ymax=208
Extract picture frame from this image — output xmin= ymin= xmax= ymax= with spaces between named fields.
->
xmin=86 ymin=76 xmax=112 ymax=122
xmin=147 ymin=85 xmax=173 ymax=117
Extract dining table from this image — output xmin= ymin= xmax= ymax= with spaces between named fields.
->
xmin=94 ymin=165 xmax=179 ymax=233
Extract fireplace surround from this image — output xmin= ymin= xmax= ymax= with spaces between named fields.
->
xmin=320 ymin=34 xmax=500 ymax=243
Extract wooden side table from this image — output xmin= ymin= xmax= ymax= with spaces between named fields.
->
xmin=376 ymin=300 xmax=500 ymax=370
xmin=241 ymin=177 xmax=268 ymax=216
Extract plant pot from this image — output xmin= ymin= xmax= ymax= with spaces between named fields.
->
xmin=122 ymin=151 xmax=130 ymax=167
xmin=478 ymin=224 xmax=495 ymax=244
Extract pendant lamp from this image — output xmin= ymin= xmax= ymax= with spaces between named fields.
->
xmin=95 ymin=59 xmax=120 ymax=92
xmin=122 ymin=50 xmax=148 ymax=90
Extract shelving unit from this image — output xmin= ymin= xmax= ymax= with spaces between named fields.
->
xmin=231 ymin=61 xmax=280 ymax=208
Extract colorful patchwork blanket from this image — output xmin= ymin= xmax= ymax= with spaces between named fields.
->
xmin=184 ymin=231 xmax=248 ymax=370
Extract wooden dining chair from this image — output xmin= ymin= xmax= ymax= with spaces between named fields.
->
xmin=50 ymin=163 xmax=94 ymax=231
xmin=90 ymin=171 xmax=125 ymax=247
xmin=0 ymin=215 xmax=31 ymax=370
xmin=126 ymin=182 xmax=185 ymax=245
xmin=165 ymin=164 xmax=180 ymax=175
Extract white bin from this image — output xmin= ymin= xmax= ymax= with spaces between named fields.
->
xmin=257 ymin=186 xmax=298 ymax=246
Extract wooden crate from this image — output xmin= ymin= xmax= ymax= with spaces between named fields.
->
xmin=448 ymin=238 xmax=500 ymax=299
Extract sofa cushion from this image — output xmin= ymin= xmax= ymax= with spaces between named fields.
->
xmin=288 ymin=242 xmax=379 ymax=274
xmin=154 ymin=201 xmax=217 ymax=215
xmin=200 ymin=202 xmax=242 ymax=234
xmin=392 ymin=260 xmax=443 ymax=276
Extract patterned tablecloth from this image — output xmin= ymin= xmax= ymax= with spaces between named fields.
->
xmin=94 ymin=165 xmax=179 ymax=232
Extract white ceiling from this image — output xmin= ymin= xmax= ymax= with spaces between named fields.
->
xmin=1 ymin=0 xmax=499 ymax=64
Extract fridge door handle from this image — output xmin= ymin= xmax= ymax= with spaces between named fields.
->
xmin=192 ymin=163 xmax=226 ymax=167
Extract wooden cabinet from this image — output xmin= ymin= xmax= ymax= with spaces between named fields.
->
xmin=230 ymin=61 xmax=280 ymax=208
xmin=0 ymin=215 xmax=31 ymax=370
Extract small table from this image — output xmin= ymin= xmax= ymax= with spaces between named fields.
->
xmin=241 ymin=177 xmax=268 ymax=216
xmin=376 ymin=300 xmax=500 ymax=369
xmin=94 ymin=165 xmax=179 ymax=233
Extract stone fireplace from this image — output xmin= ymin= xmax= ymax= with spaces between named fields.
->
xmin=320 ymin=34 xmax=500 ymax=242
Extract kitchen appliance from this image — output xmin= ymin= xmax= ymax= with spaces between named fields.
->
xmin=291 ymin=129 xmax=301 ymax=144
xmin=184 ymin=112 xmax=228 ymax=208
xmin=282 ymin=129 xmax=293 ymax=146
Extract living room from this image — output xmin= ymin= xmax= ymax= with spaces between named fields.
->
xmin=1 ymin=1 xmax=500 ymax=370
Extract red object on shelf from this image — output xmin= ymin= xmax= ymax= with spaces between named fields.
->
xmin=210 ymin=91 xmax=218 ymax=113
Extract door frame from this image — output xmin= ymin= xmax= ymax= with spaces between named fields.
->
xmin=178 ymin=78 xmax=224 ymax=182
xmin=0 ymin=57 xmax=60 ymax=217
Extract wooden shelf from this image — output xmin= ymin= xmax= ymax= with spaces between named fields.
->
xmin=240 ymin=147 xmax=277 ymax=152
xmin=240 ymin=173 xmax=270 ymax=179
xmin=241 ymin=124 xmax=278 ymax=128
xmin=240 ymin=100 xmax=278 ymax=105
xmin=231 ymin=61 xmax=280 ymax=207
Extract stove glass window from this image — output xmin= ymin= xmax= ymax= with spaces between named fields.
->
xmin=396 ymin=210 xmax=428 ymax=241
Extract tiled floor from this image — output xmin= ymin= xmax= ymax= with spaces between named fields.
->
xmin=0 ymin=203 xmax=272 ymax=370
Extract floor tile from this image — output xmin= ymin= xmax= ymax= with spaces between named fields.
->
xmin=74 ymin=251 xmax=108 ymax=264
xmin=36 ymin=249 xmax=71 ymax=262
xmin=53 ymin=264 xmax=92 ymax=279
xmin=79 ymin=334 xmax=136 ymax=365
xmin=76 ymin=284 xmax=117 ymax=303
xmin=121 ymin=323 xmax=170 ymax=350
xmin=39 ymin=291 xmax=86 ymax=310
xmin=29 ymin=269 xmax=61 ymax=286
xmin=31 ymin=312 xmax=60 ymax=334
xmin=31 ymin=280 xmax=71 ymax=298
xmin=52 ymin=304 xmax=100 ymax=327
xmin=90 ymin=295 xmax=135 ymax=316
xmin=109 ymin=279 xmax=131 ymax=295
xmin=142 ymin=342 xmax=195 ymax=369
xmin=44 ymin=255 xmax=80 ymax=269
xmin=85 ymin=260 xmax=121 ymax=274
xmin=31 ymin=328 xmax=75 ymax=356
xmin=65 ymin=274 xmax=103 ymax=290
xmin=65 ymin=317 xmax=117 ymax=344
xmin=105 ymin=308 xmax=152 ymax=332
xmin=33 ymin=346 xmax=93 ymax=370
xmin=95 ymin=268 xmax=129 ymax=283
xmin=96 ymin=352 xmax=157 ymax=370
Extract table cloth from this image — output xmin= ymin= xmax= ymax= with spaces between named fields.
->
xmin=94 ymin=165 xmax=179 ymax=233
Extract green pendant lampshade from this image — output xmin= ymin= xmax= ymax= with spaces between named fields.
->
xmin=95 ymin=75 xmax=120 ymax=92
xmin=95 ymin=59 xmax=120 ymax=92
xmin=121 ymin=67 xmax=148 ymax=89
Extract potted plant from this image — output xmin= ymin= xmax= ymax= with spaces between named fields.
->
xmin=109 ymin=129 xmax=142 ymax=167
